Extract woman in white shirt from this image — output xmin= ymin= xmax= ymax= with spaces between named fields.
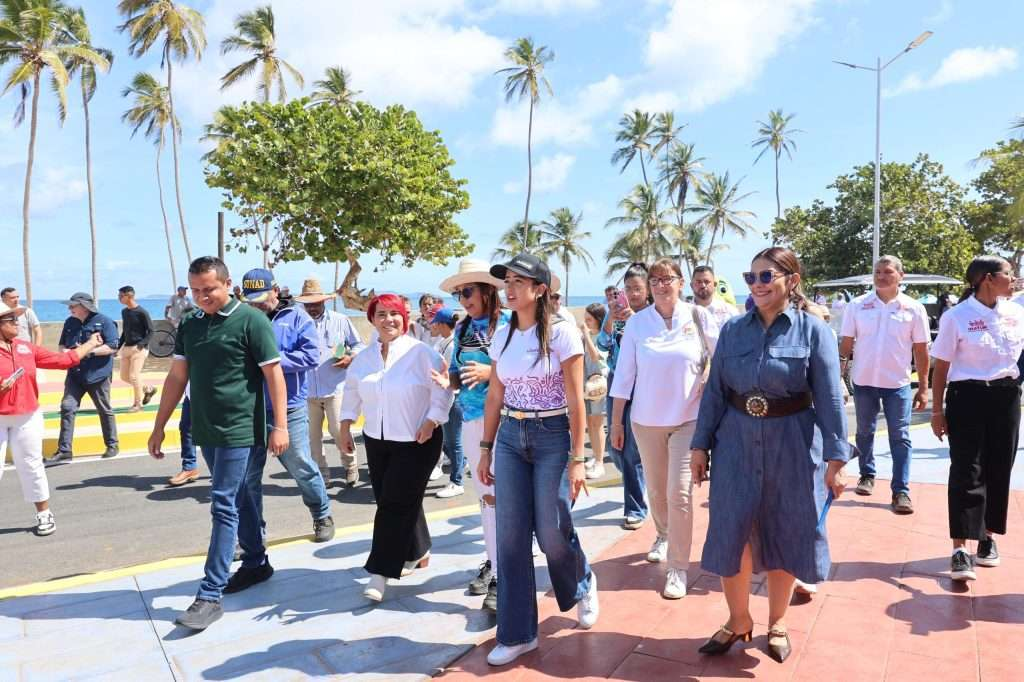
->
xmin=610 ymin=258 xmax=719 ymax=600
xmin=477 ymin=253 xmax=598 ymax=666
xmin=931 ymin=256 xmax=1024 ymax=582
xmin=339 ymin=294 xmax=453 ymax=603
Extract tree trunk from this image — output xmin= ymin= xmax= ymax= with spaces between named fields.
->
xmin=166 ymin=51 xmax=193 ymax=263
xmin=84 ymin=88 xmax=99 ymax=302
xmin=333 ymin=261 xmax=340 ymax=312
xmin=677 ymin=186 xmax=687 ymax=271
xmin=338 ymin=254 xmax=375 ymax=311
xmin=156 ymin=145 xmax=178 ymax=293
xmin=704 ymin=224 xmax=718 ymax=266
xmin=21 ymin=74 xmax=41 ymax=306
xmin=639 ymin=150 xmax=649 ymax=187
xmin=774 ymin=150 xmax=781 ymax=220
xmin=523 ymin=98 xmax=534 ymax=245
xmin=263 ymin=221 xmax=270 ymax=268
xmin=563 ymin=255 xmax=570 ymax=301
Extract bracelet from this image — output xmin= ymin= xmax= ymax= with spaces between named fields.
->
xmin=479 ymin=440 xmax=493 ymax=450
xmin=272 ymin=426 xmax=287 ymax=432
xmin=570 ymin=455 xmax=586 ymax=463
xmin=611 ymin=423 xmax=624 ymax=429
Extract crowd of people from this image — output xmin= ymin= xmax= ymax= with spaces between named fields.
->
xmin=0 ymin=246 xmax=1020 ymax=666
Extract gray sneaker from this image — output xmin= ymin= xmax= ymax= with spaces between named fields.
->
xmin=976 ymin=537 xmax=1000 ymax=567
xmin=892 ymin=492 xmax=914 ymax=514
xmin=45 ymin=451 xmax=72 ymax=467
xmin=175 ymin=599 xmax=223 ymax=630
xmin=101 ymin=446 xmax=119 ymax=459
xmin=469 ymin=560 xmax=492 ymax=595
xmin=313 ymin=516 xmax=335 ymax=543
xmin=482 ymin=577 xmax=497 ymax=613
xmin=855 ymin=475 xmax=874 ymax=496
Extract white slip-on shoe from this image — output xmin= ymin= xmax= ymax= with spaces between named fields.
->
xmin=662 ymin=568 xmax=687 ymax=599
xmin=363 ymin=573 xmax=388 ymax=602
xmin=793 ymin=578 xmax=818 ymax=595
xmin=577 ymin=572 xmax=599 ymax=629
xmin=646 ymin=536 xmax=668 ymax=563
xmin=487 ymin=639 xmax=538 ymax=666
xmin=429 ymin=464 xmax=443 ymax=481
xmin=436 ymin=482 xmax=465 ymax=498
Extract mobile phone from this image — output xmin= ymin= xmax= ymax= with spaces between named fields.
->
xmin=1 ymin=367 xmax=25 ymax=390
xmin=614 ymin=290 xmax=628 ymax=309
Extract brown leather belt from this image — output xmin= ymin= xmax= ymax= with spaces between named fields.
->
xmin=728 ymin=391 xmax=811 ymax=418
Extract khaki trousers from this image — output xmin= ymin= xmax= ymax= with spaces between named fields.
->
xmin=119 ymin=345 xmax=148 ymax=405
xmin=308 ymin=394 xmax=357 ymax=472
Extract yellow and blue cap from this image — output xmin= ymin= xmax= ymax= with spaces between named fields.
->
xmin=241 ymin=268 xmax=277 ymax=303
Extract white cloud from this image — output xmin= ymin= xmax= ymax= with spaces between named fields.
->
xmin=925 ymin=0 xmax=954 ymax=24
xmin=885 ymin=46 xmax=1019 ymax=97
xmin=493 ymin=0 xmax=599 ymax=14
xmin=0 ymin=164 xmax=86 ymax=215
xmin=503 ymin=153 xmax=576 ymax=194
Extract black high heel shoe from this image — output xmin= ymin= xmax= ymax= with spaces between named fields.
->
xmin=766 ymin=627 xmax=791 ymax=663
xmin=698 ymin=624 xmax=753 ymax=655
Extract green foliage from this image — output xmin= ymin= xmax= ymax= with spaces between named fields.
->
xmin=219 ymin=4 xmax=303 ymax=103
xmin=538 ymin=207 xmax=593 ymax=299
xmin=771 ymin=154 xmax=978 ymax=283
xmin=492 ymin=221 xmax=543 ymax=262
xmin=969 ymin=139 xmax=1024 ymax=270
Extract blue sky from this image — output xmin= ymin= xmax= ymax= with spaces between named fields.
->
xmin=1 ymin=0 xmax=1022 ymax=300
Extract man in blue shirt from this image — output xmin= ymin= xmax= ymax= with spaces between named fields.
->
xmin=48 ymin=292 xmax=120 ymax=464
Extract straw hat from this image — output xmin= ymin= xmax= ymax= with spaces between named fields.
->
xmin=0 ymin=301 xmax=25 ymax=318
xmin=294 ymin=277 xmax=337 ymax=304
xmin=439 ymin=259 xmax=505 ymax=293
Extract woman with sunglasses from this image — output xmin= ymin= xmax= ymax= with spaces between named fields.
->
xmin=609 ymin=258 xmax=718 ymax=600
xmin=479 ymin=253 xmax=597 ymax=666
xmin=437 ymin=259 xmax=510 ymax=611
xmin=689 ymin=247 xmax=849 ymax=663
xmin=931 ymin=255 xmax=1024 ymax=581
xmin=0 ymin=301 xmax=104 ymax=536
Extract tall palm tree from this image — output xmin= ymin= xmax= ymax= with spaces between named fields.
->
xmin=1012 ymin=115 xmax=1024 ymax=135
xmin=659 ymin=142 xmax=706 ymax=268
xmin=752 ymin=109 xmax=802 ymax=220
xmin=689 ymin=172 xmax=756 ymax=266
xmin=118 ymin=0 xmax=206 ymax=264
xmin=538 ymin=208 xmax=593 ymax=300
xmin=605 ymin=184 xmax=674 ymax=263
xmin=121 ymin=72 xmax=178 ymax=292
xmin=220 ymin=5 xmax=303 ymax=103
xmin=65 ymin=7 xmax=113 ymax=303
xmin=309 ymin=65 xmax=359 ymax=108
xmin=670 ymin=223 xmax=725 ymax=277
xmin=604 ymin=230 xmax=648 ymax=279
xmin=0 ymin=0 xmax=108 ymax=305
xmin=492 ymin=221 xmax=543 ymax=262
xmin=611 ymin=109 xmax=656 ymax=186
xmin=496 ymin=37 xmax=554 ymax=243
xmin=652 ymin=110 xmax=684 ymax=158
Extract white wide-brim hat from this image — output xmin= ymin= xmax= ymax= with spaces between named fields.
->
xmin=439 ymin=258 xmax=505 ymax=293
xmin=0 ymin=302 xmax=26 ymax=318
xmin=550 ymin=273 xmax=562 ymax=294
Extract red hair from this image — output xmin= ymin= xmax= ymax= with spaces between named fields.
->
xmin=367 ymin=294 xmax=409 ymax=333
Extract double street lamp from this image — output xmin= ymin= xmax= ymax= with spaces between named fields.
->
xmin=834 ymin=30 xmax=933 ymax=265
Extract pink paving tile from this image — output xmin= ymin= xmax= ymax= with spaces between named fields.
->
xmin=609 ymin=652 xmax=703 ymax=681
xmin=700 ymin=629 xmax=809 ymax=682
xmin=534 ymin=631 xmax=642 ymax=678
xmin=889 ymin=574 xmax=978 ymax=663
xmin=883 ymin=650 xmax=979 ymax=681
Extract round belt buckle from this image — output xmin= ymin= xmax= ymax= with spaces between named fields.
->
xmin=745 ymin=394 xmax=769 ymax=418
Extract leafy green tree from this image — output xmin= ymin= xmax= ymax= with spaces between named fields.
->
xmin=121 ymin=71 xmax=178 ymax=291
xmin=772 ymin=154 xmax=978 ymax=283
xmin=689 ymin=172 xmax=755 ymax=266
xmin=606 ymin=184 xmax=674 ymax=263
xmin=659 ymin=142 xmax=706 ymax=267
xmin=969 ymin=139 xmax=1024 ymax=271
xmin=309 ymin=65 xmax=359 ymax=109
xmin=752 ymin=109 xmax=802 ymax=220
xmin=0 ymin=0 xmax=109 ymax=305
xmin=538 ymin=208 xmax=592 ymax=299
xmin=219 ymin=5 xmax=303 ymax=103
xmin=203 ymin=100 xmax=471 ymax=310
xmin=492 ymin=221 xmax=542 ymax=262
xmin=118 ymin=0 xmax=206 ymax=264
xmin=496 ymin=37 xmax=554 ymax=241
xmin=611 ymin=109 xmax=655 ymax=186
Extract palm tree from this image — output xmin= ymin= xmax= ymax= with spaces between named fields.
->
xmin=492 ymin=221 xmax=543 ymax=262
xmin=659 ymin=142 xmax=706 ymax=268
xmin=118 ymin=0 xmax=206 ymax=264
xmin=309 ymin=65 xmax=359 ymax=108
xmin=65 ymin=8 xmax=113 ymax=303
xmin=496 ymin=37 xmax=554 ymax=243
xmin=689 ymin=172 xmax=756 ymax=266
xmin=1012 ymin=115 xmax=1024 ymax=135
xmin=670 ymin=223 xmax=725 ymax=277
xmin=752 ymin=109 xmax=802 ymax=220
xmin=652 ymin=110 xmax=684 ymax=158
xmin=0 ymin=0 xmax=109 ymax=306
xmin=605 ymin=184 xmax=674 ymax=263
xmin=604 ymin=231 xmax=648 ymax=279
xmin=121 ymin=72 xmax=178 ymax=292
xmin=611 ymin=109 xmax=656 ymax=186
xmin=219 ymin=5 xmax=303 ymax=103
xmin=538 ymin=208 xmax=593 ymax=300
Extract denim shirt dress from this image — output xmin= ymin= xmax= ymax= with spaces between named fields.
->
xmin=691 ymin=306 xmax=851 ymax=583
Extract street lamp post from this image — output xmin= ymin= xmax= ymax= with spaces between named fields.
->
xmin=834 ymin=30 xmax=933 ymax=265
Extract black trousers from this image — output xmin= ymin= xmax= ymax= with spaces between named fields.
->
xmin=363 ymin=428 xmax=443 ymax=579
xmin=946 ymin=381 xmax=1020 ymax=540
xmin=58 ymin=373 xmax=118 ymax=452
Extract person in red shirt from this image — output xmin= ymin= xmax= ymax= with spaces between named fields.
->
xmin=0 ymin=301 xmax=103 ymax=536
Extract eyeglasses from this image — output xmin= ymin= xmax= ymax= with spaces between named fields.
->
xmin=452 ymin=286 xmax=478 ymax=300
xmin=742 ymin=270 xmax=788 ymax=286
xmin=0 ymin=316 xmax=16 ymax=324
xmin=648 ymin=276 xmax=679 ymax=287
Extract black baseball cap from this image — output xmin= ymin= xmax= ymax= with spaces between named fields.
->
xmin=490 ymin=253 xmax=552 ymax=287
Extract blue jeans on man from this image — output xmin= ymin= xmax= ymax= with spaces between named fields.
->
xmin=197 ymin=445 xmax=264 ymax=601
xmin=179 ymin=397 xmax=196 ymax=472
xmin=853 ymin=383 xmax=913 ymax=494
xmin=443 ymin=400 xmax=465 ymax=486
xmin=495 ymin=414 xmax=593 ymax=645
xmin=258 ymin=404 xmax=331 ymax=521
xmin=605 ymin=374 xmax=647 ymax=521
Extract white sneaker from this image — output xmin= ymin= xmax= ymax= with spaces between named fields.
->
xmin=487 ymin=639 xmax=538 ymax=666
xmin=429 ymin=464 xmax=443 ymax=481
xmin=662 ymin=568 xmax=687 ymax=599
xmin=35 ymin=510 xmax=56 ymax=536
xmin=585 ymin=462 xmax=605 ymax=480
xmin=793 ymin=579 xmax=818 ymax=595
xmin=577 ymin=572 xmax=599 ymax=629
xmin=436 ymin=482 xmax=465 ymax=498
xmin=647 ymin=536 xmax=668 ymax=563
xmin=442 ymin=455 xmax=451 ymax=466
xmin=363 ymin=573 xmax=388 ymax=602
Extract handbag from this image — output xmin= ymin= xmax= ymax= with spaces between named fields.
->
xmin=584 ymin=372 xmax=608 ymax=401
xmin=691 ymin=305 xmax=711 ymax=386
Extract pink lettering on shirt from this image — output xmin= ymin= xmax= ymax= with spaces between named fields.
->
xmin=967 ymin=319 xmax=988 ymax=332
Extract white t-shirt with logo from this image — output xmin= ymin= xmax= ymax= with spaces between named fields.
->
xmin=840 ymin=291 xmax=930 ymax=389
xmin=490 ymin=319 xmax=583 ymax=410
xmin=701 ymin=298 xmax=739 ymax=328
xmin=931 ymin=295 xmax=1024 ymax=383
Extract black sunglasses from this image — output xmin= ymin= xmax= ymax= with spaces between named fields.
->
xmin=742 ymin=270 xmax=788 ymax=286
xmin=452 ymin=286 xmax=478 ymax=300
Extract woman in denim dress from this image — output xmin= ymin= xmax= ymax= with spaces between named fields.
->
xmin=689 ymin=247 xmax=850 ymax=663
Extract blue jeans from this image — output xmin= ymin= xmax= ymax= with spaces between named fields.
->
xmin=197 ymin=445 xmax=263 ymax=601
xmin=853 ymin=383 xmax=913 ymax=494
xmin=179 ymin=397 xmax=196 ymax=471
xmin=605 ymin=379 xmax=647 ymax=520
xmin=495 ymin=413 xmax=592 ymax=645
xmin=443 ymin=400 xmax=465 ymax=485
xmin=261 ymin=404 xmax=331 ymax=521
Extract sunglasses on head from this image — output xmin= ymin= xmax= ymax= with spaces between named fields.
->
xmin=452 ymin=285 xmax=478 ymax=300
xmin=742 ymin=270 xmax=788 ymax=286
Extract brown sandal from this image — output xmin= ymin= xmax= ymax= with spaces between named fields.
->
xmin=766 ymin=627 xmax=791 ymax=663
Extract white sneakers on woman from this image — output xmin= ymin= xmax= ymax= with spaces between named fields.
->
xmin=577 ymin=573 xmax=599 ymax=629
xmin=35 ymin=510 xmax=56 ymax=536
xmin=487 ymin=638 xmax=538 ymax=666
xmin=647 ymin=536 xmax=668 ymax=563
xmin=363 ymin=574 xmax=388 ymax=602
xmin=435 ymin=482 xmax=464 ymax=498
xmin=662 ymin=569 xmax=687 ymax=599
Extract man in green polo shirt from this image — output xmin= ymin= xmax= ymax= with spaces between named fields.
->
xmin=148 ymin=256 xmax=289 ymax=631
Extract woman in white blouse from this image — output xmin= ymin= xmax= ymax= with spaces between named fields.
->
xmin=339 ymin=294 xmax=453 ymax=602
xmin=610 ymin=258 xmax=719 ymax=599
